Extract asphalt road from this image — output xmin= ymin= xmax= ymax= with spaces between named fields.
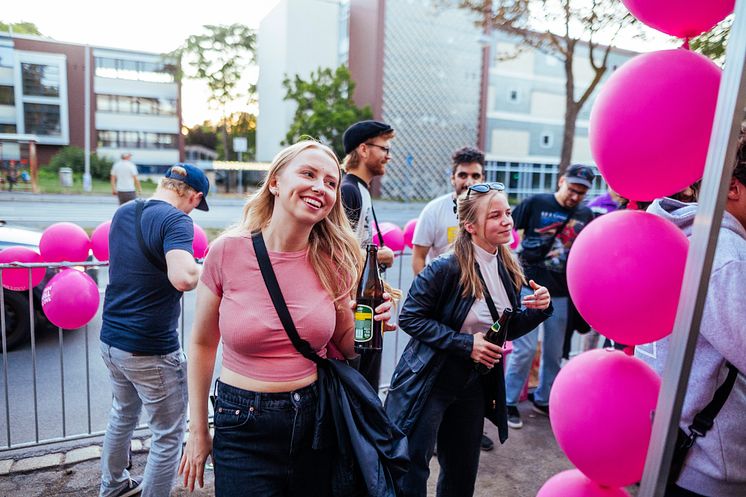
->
xmin=0 ymin=192 xmax=423 ymax=447
xmin=0 ymin=192 xmax=426 ymax=230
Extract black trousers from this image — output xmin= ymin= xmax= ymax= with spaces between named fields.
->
xmin=398 ymin=358 xmax=485 ymax=497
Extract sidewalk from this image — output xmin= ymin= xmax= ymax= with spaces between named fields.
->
xmin=0 ymin=401 xmax=613 ymax=497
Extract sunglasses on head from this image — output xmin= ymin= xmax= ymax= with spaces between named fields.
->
xmin=466 ymin=182 xmax=505 ymax=198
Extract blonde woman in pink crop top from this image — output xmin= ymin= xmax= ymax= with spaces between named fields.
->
xmin=178 ymin=141 xmax=393 ymax=497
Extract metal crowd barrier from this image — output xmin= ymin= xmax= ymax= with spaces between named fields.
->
xmin=0 ymin=254 xmax=416 ymax=452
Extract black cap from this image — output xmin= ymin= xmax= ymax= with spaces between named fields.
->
xmin=342 ymin=120 xmax=393 ymax=155
xmin=165 ymin=163 xmax=210 ymax=211
xmin=564 ymin=164 xmax=595 ymax=189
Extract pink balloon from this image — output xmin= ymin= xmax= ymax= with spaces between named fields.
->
xmin=403 ymin=219 xmax=417 ymax=249
xmin=0 ymin=247 xmax=46 ymax=291
xmin=590 ymin=49 xmax=721 ymax=201
xmin=567 ymin=210 xmax=688 ymax=345
xmin=549 ymin=349 xmax=661 ymax=487
xmin=39 ymin=222 xmax=91 ymax=263
xmin=509 ymin=228 xmax=520 ymax=250
xmin=538 ymin=469 xmax=632 ymax=497
xmin=41 ymin=270 xmax=100 ymax=329
xmin=193 ymin=224 xmax=209 ymax=259
xmin=373 ymin=222 xmax=405 ymax=253
xmin=622 ymin=0 xmax=734 ymax=38
xmin=91 ymin=220 xmax=111 ymax=262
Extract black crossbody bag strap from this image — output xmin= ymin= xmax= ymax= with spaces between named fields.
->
xmin=475 ymin=264 xmax=500 ymax=323
xmin=251 ymin=231 xmax=323 ymax=366
xmin=542 ymin=210 xmax=574 ymax=257
xmin=370 ymin=203 xmax=385 ymax=248
xmin=521 ymin=208 xmax=575 ymax=264
xmin=135 ymin=200 xmax=167 ymax=273
xmin=670 ymin=362 xmax=739 ymax=483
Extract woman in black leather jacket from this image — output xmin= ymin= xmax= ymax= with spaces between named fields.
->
xmin=385 ymin=183 xmax=553 ymax=497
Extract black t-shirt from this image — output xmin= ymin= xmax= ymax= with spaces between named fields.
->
xmin=513 ymin=193 xmax=593 ymax=294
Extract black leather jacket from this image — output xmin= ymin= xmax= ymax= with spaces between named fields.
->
xmin=385 ymin=253 xmax=553 ymax=443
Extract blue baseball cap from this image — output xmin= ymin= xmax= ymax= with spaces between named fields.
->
xmin=165 ymin=163 xmax=210 ymax=211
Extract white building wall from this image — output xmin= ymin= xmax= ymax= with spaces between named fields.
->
xmin=97 ymin=148 xmax=178 ymax=166
xmin=94 ymin=77 xmax=178 ymax=99
xmin=256 ymin=0 xmax=342 ymax=161
xmin=95 ymin=113 xmax=178 ymax=133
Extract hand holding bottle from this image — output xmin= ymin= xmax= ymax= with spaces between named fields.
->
xmin=471 ymin=333 xmax=503 ymax=370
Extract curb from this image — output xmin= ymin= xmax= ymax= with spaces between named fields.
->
xmin=0 ymin=437 xmax=151 ymax=476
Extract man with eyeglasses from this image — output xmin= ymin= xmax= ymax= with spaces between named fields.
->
xmin=503 ymin=164 xmax=595 ymax=429
xmin=411 ymin=146 xmax=484 ymax=276
xmin=340 ymin=119 xmax=396 ymax=391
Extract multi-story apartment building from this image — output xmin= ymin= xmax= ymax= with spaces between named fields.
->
xmin=255 ymin=0 xmax=637 ymax=200
xmin=484 ymin=32 xmax=635 ymax=199
xmin=0 ymin=33 xmax=182 ymax=175
xmin=256 ymin=0 xmax=349 ymax=162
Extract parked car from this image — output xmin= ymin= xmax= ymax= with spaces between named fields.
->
xmin=0 ymin=220 xmax=99 ymax=350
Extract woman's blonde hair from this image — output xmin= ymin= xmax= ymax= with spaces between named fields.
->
xmin=224 ymin=140 xmax=362 ymax=303
xmin=453 ymin=190 xmax=525 ymax=299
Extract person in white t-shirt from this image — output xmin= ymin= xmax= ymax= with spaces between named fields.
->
xmin=111 ymin=152 xmax=142 ymax=205
xmin=412 ymin=146 xmax=484 ymax=275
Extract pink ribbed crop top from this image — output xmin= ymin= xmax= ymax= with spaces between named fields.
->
xmin=200 ymin=234 xmax=352 ymax=381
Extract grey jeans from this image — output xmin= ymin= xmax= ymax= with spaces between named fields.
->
xmin=99 ymin=343 xmax=188 ymax=497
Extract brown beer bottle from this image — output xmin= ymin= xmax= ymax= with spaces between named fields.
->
xmin=475 ymin=308 xmax=513 ymax=375
xmin=354 ymin=244 xmax=384 ymax=352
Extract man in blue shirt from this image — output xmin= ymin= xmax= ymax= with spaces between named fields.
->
xmin=99 ymin=164 xmax=208 ymax=497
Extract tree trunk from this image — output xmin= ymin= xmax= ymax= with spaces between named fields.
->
xmin=221 ymin=117 xmax=230 ymax=161
xmin=560 ymin=104 xmax=579 ymax=175
xmin=559 ymin=40 xmax=577 ymax=176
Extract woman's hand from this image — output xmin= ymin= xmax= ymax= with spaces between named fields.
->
xmin=522 ymin=280 xmax=551 ymax=310
xmin=350 ymin=292 xmax=397 ymax=332
xmin=375 ymin=292 xmax=398 ymax=332
xmin=178 ymin=426 xmax=213 ymax=492
xmin=471 ymin=333 xmax=503 ymax=369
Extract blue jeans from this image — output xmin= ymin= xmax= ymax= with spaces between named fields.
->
xmin=398 ymin=358 xmax=484 ymax=497
xmin=99 ymin=343 xmax=188 ymax=497
xmin=504 ymin=290 xmax=568 ymax=406
xmin=211 ymin=380 xmax=332 ymax=497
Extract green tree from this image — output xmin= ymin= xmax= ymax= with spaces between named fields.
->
xmin=458 ymin=0 xmax=637 ymax=174
xmin=282 ymin=65 xmax=373 ymax=159
xmin=184 ymin=121 xmax=219 ymax=151
xmin=0 ymin=21 xmax=42 ymax=35
xmin=691 ymin=17 xmax=731 ymax=65
xmin=48 ymin=146 xmax=113 ymax=179
xmin=217 ymin=112 xmax=257 ymax=161
xmin=171 ymin=24 xmax=256 ymax=159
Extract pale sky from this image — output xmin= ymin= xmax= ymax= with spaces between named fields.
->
xmin=3 ymin=1 xmax=673 ymax=127
xmin=2 ymin=0 xmax=282 ymax=125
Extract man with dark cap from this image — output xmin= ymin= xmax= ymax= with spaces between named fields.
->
xmin=99 ymin=163 xmax=208 ymax=497
xmin=341 ymin=120 xmax=396 ymax=391
xmin=503 ymin=164 xmax=595 ymax=430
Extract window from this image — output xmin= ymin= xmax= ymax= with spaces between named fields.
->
xmin=24 ymin=103 xmax=61 ymax=136
xmin=94 ymin=57 xmax=176 ymax=83
xmin=96 ymin=130 xmax=178 ymax=149
xmin=540 ymin=132 xmax=554 ymax=149
xmin=15 ymin=53 xmax=68 ymax=144
xmin=97 ymin=130 xmax=117 ymax=147
xmin=0 ymin=86 xmax=14 ymax=105
xmin=21 ymin=63 xmax=60 ymax=97
xmin=95 ymin=94 xmax=177 ymax=116
xmin=0 ymin=124 xmax=17 ymax=133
